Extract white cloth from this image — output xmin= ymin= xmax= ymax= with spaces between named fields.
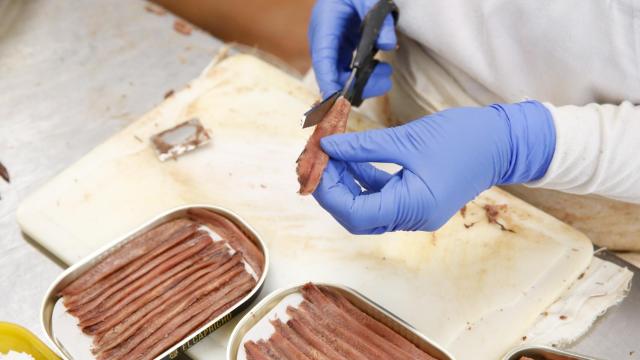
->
xmin=390 ymin=0 xmax=640 ymax=203
xmin=523 ymin=257 xmax=632 ymax=347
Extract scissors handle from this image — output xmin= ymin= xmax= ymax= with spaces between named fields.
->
xmin=347 ymin=0 xmax=399 ymax=106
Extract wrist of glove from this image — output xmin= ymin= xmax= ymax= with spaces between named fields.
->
xmin=312 ymin=100 xmax=556 ymax=234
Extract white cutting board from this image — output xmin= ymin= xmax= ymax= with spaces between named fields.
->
xmin=17 ymin=54 xmax=592 ymax=360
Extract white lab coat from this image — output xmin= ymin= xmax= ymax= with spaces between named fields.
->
xmin=390 ymin=0 xmax=640 ymax=203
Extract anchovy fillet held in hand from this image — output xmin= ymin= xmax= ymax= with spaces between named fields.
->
xmin=296 ymin=97 xmax=351 ymax=195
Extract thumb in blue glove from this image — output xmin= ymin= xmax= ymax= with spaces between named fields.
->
xmin=312 ymin=101 xmax=556 ymax=234
xmin=309 ymin=0 xmax=397 ymax=99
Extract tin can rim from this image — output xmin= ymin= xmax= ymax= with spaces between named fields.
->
xmin=226 ymin=281 xmax=456 ymax=360
xmin=40 ymin=203 xmax=270 ymax=360
xmin=501 ymin=344 xmax=600 ymax=360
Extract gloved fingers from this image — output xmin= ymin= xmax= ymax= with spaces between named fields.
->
xmin=339 ymin=222 xmax=388 ymax=235
xmin=363 ymin=226 xmax=388 ymax=235
xmin=338 ymin=62 xmax=393 ymax=99
xmin=385 ymin=170 xmax=436 ymax=231
xmin=309 ymin=0 xmax=396 ymax=99
xmin=313 ymin=160 xmax=364 ymax=227
xmin=377 ymin=14 xmax=397 ymax=51
xmin=351 ymin=0 xmax=397 ymax=51
xmin=340 ymin=164 xmax=365 ymax=197
xmin=351 ymin=171 xmax=441 ymax=233
xmin=347 ymin=189 xmax=396 ymax=232
xmin=346 ymin=162 xmax=392 ymax=192
xmin=326 ymin=159 xmax=362 ymax=196
xmin=320 ymin=127 xmax=406 ymax=165
xmin=314 ymin=170 xmax=405 ymax=234
xmin=311 ymin=36 xmax=344 ymax=99
xmin=308 ymin=1 xmax=354 ymax=98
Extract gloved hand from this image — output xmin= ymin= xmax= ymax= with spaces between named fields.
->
xmin=309 ymin=0 xmax=397 ymax=99
xmin=312 ymin=101 xmax=556 ymax=234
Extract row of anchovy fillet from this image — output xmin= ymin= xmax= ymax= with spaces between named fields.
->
xmin=60 ymin=210 xmax=264 ymax=360
xmin=244 ymin=283 xmax=437 ymax=360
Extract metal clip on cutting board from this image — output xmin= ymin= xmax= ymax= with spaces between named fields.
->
xmin=302 ymin=0 xmax=399 ymax=128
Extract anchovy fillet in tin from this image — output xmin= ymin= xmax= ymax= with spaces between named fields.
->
xmin=41 ymin=205 xmax=269 ymax=360
xmin=227 ymin=282 xmax=454 ymax=360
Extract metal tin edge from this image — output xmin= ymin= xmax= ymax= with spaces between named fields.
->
xmin=225 ymin=282 xmax=455 ymax=360
xmin=40 ymin=204 xmax=270 ymax=360
xmin=502 ymin=345 xmax=600 ymax=360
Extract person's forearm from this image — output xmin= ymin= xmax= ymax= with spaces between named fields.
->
xmin=527 ymin=101 xmax=640 ymax=203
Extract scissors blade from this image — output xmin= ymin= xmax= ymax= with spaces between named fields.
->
xmin=341 ymin=68 xmax=358 ymax=103
xmin=301 ymin=91 xmax=340 ymax=128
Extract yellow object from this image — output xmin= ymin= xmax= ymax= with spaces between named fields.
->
xmin=0 ymin=322 xmax=60 ymax=360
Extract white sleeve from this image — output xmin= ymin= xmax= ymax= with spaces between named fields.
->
xmin=526 ymin=102 xmax=640 ymax=203
xmin=392 ymin=0 xmax=639 ymax=106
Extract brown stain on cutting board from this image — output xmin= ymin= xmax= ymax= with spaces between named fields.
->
xmin=504 ymin=184 xmax=640 ymax=251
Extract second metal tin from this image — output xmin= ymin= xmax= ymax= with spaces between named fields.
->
xmin=503 ymin=345 xmax=599 ymax=360
xmin=226 ymin=282 xmax=455 ymax=360
xmin=41 ymin=204 xmax=270 ymax=360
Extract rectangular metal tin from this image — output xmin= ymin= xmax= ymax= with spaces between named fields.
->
xmin=503 ymin=345 xmax=599 ymax=360
xmin=40 ymin=204 xmax=269 ymax=360
xmin=226 ymin=282 xmax=455 ymax=360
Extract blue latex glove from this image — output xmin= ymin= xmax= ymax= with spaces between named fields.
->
xmin=309 ymin=0 xmax=397 ymax=99
xmin=312 ymin=101 xmax=556 ymax=234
